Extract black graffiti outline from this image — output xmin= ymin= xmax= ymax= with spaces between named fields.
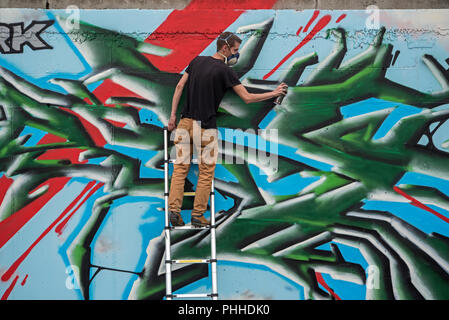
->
xmin=0 ymin=20 xmax=54 ymax=54
xmin=0 ymin=23 xmax=12 ymax=53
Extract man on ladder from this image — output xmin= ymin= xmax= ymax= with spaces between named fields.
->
xmin=164 ymin=31 xmax=287 ymax=300
xmin=167 ymin=31 xmax=288 ymax=227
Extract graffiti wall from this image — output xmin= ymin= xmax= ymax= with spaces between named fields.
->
xmin=1 ymin=4 xmax=449 ymax=300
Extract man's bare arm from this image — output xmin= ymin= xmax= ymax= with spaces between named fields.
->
xmin=233 ymin=83 xmax=287 ymax=104
xmin=171 ymin=72 xmax=189 ymax=116
xmin=168 ymin=72 xmax=189 ymax=130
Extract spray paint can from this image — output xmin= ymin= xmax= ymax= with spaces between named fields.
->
xmin=274 ymin=86 xmax=288 ymax=105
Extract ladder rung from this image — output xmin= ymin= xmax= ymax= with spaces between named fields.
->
xmin=169 ymin=293 xmax=213 ymax=299
xmin=171 ymin=259 xmax=210 ymax=264
xmin=171 ymin=225 xmax=210 ymax=230
xmin=169 ymin=158 xmax=199 ymax=164
xmin=183 ymin=191 xmax=215 ymax=196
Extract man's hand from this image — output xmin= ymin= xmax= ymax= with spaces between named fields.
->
xmin=168 ymin=114 xmax=176 ymax=131
xmin=273 ymin=82 xmax=288 ymax=97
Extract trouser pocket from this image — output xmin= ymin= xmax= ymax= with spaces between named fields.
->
xmin=173 ymin=118 xmax=193 ymax=164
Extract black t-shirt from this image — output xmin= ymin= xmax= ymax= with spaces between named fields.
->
xmin=180 ymin=56 xmax=241 ymax=129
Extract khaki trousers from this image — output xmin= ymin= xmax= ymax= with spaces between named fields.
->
xmin=168 ymin=118 xmax=218 ymax=217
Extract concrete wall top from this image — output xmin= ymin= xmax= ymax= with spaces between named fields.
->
xmin=1 ymin=0 xmax=449 ymax=9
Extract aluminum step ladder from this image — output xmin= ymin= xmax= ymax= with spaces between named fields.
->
xmin=163 ymin=126 xmax=218 ymax=300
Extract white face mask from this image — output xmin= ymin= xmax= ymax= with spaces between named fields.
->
xmin=218 ymin=49 xmax=240 ymax=66
xmin=218 ymin=34 xmax=240 ymax=66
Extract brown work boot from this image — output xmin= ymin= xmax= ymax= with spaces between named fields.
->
xmin=191 ymin=215 xmax=210 ymax=228
xmin=169 ymin=211 xmax=185 ymax=227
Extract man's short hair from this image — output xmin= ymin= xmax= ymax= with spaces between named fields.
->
xmin=217 ymin=32 xmax=242 ymax=52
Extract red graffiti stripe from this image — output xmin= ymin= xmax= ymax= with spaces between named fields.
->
xmin=336 ymin=13 xmax=347 ymax=23
xmin=1 ymin=182 xmax=105 ymax=282
xmin=0 ymin=177 xmax=70 ymax=250
xmin=264 ymin=13 xmax=332 ymax=80
xmin=92 ymin=78 xmax=146 ymax=108
xmin=36 ymin=131 xmax=65 ymax=145
xmin=55 ymin=182 xmax=104 ymax=235
xmin=53 ymin=180 xmax=98 ymax=236
xmin=59 ymin=107 xmax=107 ymax=148
xmin=1 ymin=275 xmax=19 ymax=300
xmin=37 ymin=147 xmax=88 ymax=165
xmin=303 ymin=10 xmax=320 ymax=33
xmin=21 ymin=274 xmax=28 ymax=286
xmin=394 ymin=186 xmax=449 ymax=225
xmin=0 ymin=175 xmax=14 ymax=207
xmin=35 ymin=131 xmax=88 ymax=164
xmin=143 ymin=0 xmax=278 ymax=73
xmin=315 ymin=272 xmax=341 ymax=300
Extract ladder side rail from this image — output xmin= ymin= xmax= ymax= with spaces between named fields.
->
xmin=164 ymin=127 xmax=173 ymax=300
xmin=210 ymin=178 xmax=218 ymax=300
